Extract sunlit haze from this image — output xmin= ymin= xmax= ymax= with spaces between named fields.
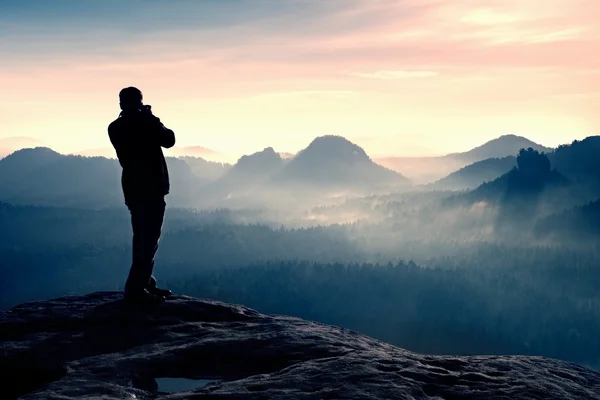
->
xmin=1 ymin=0 xmax=599 ymax=161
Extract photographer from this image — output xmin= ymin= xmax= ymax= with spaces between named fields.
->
xmin=108 ymin=86 xmax=175 ymax=305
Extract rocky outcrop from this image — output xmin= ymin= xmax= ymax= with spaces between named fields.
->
xmin=2 ymin=292 xmax=600 ymax=399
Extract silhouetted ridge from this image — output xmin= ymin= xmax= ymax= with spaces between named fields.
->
xmin=215 ymin=147 xmax=283 ymax=185
xmin=433 ymin=156 xmax=517 ymax=190
xmin=535 ymin=198 xmax=600 ymax=241
xmin=201 ymin=147 xmax=284 ymax=202
xmin=297 ymin=135 xmax=370 ymax=163
xmin=277 ymin=135 xmax=411 ymax=188
xmin=178 ymin=156 xmax=231 ymax=181
xmin=0 ymin=137 xmax=47 ymax=158
xmin=0 ymin=147 xmax=62 ymax=177
xmin=449 ymin=134 xmax=552 ymax=163
xmin=549 ymin=136 xmax=600 ymax=186
xmin=234 ymin=147 xmax=282 ymax=173
xmin=446 ymin=149 xmax=569 ymax=207
xmin=374 ymin=134 xmax=551 ymax=184
xmin=0 ymin=147 xmax=205 ymax=208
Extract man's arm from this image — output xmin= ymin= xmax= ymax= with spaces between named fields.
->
xmin=108 ymin=123 xmax=126 ymax=166
xmin=148 ymin=115 xmax=175 ymax=148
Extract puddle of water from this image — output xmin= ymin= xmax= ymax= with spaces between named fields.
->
xmin=155 ymin=377 xmax=220 ymax=393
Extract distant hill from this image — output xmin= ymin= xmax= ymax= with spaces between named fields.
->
xmin=276 ymin=135 xmax=411 ymax=190
xmin=236 ymin=147 xmax=284 ymax=174
xmin=548 ymin=136 xmax=600 ymax=194
xmin=74 ymin=147 xmax=116 ymax=158
xmin=445 ymin=149 xmax=570 ymax=210
xmin=0 ymin=147 xmax=63 ymax=187
xmin=535 ymin=198 xmax=600 ymax=241
xmin=0 ymin=148 xmax=207 ymax=208
xmin=0 ymin=148 xmax=123 ymax=208
xmin=0 ymin=137 xmax=411 ymax=209
xmin=376 ymin=134 xmax=551 ymax=184
xmin=75 ymin=145 xmax=228 ymax=162
xmin=202 ymin=147 xmax=284 ymax=204
xmin=448 ymin=134 xmax=552 ymax=163
xmin=439 ymin=147 xmax=600 ymax=240
xmin=0 ymin=137 xmax=46 ymax=158
xmin=177 ymin=156 xmax=231 ymax=181
xmin=446 ymin=139 xmax=600 ymax=225
xmin=431 ymin=156 xmax=517 ymax=190
xmin=214 ymin=136 xmax=412 ymax=194
xmin=218 ymin=147 xmax=283 ymax=188
xmin=163 ymin=157 xmax=210 ymax=206
xmin=74 ymin=148 xmax=234 ymax=182
xmin=202 ymin=136 xmax=411 ymax=207
xmin=168 ymin=146 xmax=221 ymax=159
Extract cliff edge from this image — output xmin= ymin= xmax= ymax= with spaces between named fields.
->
xmin=2 ymin=292 xmax=600 ymax=399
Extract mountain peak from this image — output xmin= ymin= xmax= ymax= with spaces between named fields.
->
xmin=3 ymin=291 xmax=598 ymax=399
xmin=235 ymin=147 xmax=281 ymax=166
xmin=0 ymin=147 xmax=63 ymax=175
xmin=309 ymin=135 xmax=357 ymax=145
xmin=4 ymin=146 xmax=61 ymax=157
xmin=432 ymin=156 xmax=517 ymax=190
xmin=273 ymin=135 xmax=410 ymax=189
xmin=219 ymin=147 xmax=283 ymax=182
xmin=452 ymin=135 xmax=552 ymax=163
xmin=304 ymin=135 xmax=369 ymax=158
xmin=487 ymin=134 xmax=544 ymax=146
xmin=0 ymin=137 xmax=46 ymax=158
xmin=302 ymin=135 xmax=370 ymax=162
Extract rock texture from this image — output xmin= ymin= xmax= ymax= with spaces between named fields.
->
xmin=2 ymin=292 xmax=600 ymax=399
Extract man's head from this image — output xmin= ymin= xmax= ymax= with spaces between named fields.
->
xmin=119 ymin=87 xmax=143 ymax=112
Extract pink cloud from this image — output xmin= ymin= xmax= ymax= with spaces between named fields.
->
xmin=2 ymin=0 xmax=600 ymax=156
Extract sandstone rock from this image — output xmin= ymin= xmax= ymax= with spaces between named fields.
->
xmin=2 ymin=292 xmax=600 ymax=399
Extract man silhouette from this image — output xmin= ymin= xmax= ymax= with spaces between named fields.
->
xmin=109 ymin=87 xmax=175 ymax=305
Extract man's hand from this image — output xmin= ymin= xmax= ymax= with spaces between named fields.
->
xmin=142 ymin=105 xmax=162 ymax=124
xmin=141 ymin=105 xmax=175 ymax=148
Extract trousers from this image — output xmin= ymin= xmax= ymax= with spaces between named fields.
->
xmin=124 ymin=197 xmax=166 ymax=295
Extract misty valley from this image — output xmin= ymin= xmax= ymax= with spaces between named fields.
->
xmin=2 ymin=134 xmax=600 ymax=371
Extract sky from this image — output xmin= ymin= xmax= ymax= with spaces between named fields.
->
xmin=1 ymin=0 xmax=600 ymax=160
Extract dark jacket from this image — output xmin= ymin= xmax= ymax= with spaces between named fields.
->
xmin=108 ymin=110 xmax=175 ymax=204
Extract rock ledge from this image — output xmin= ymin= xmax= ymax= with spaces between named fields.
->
xmin=2 ymin=292 xmax=600 ymax=399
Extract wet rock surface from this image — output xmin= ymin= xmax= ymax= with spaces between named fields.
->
xmin=2 ymin=291 xmax=600 ymax=399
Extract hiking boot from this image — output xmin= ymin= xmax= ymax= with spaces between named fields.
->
xmin=147 ymin=286 xmax=172 ymax=298
xmin=147 ymin=276 xmax=172 ymax=297
xmin=124 ymin=289 xmax=165 ymax=306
